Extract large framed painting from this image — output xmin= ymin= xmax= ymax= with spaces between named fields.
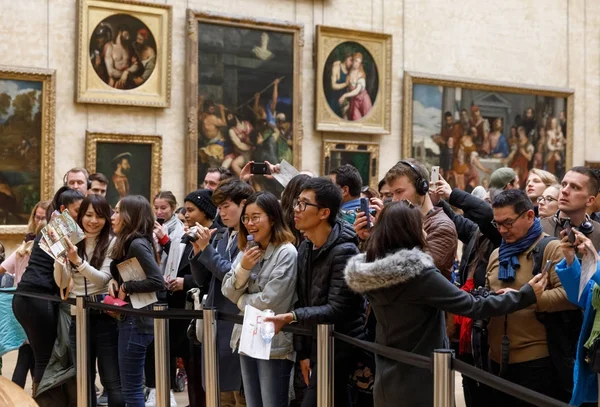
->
xmin=0 ymin=65 xmax=55 ymax=235
xmin=315 ymin=26 xmax=392 ymax=135
xmin=76 ymin=0 xmax=172 ymax=107
xmin=322 ymin=140 xmax=380 ymax=189
xmin=186 ymin=11 xmax=303 ymax=195
xmin=403 ymin=72 xmax=574 ymax=192
xmin=85 ymin=132 xmax=161 ymax=207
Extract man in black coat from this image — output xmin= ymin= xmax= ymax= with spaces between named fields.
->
xmin=266 ymin=177 xmax=365 ymax=407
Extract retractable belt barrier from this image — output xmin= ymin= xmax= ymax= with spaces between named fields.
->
xmin=0 ymin=290 xmax=572 ymax=407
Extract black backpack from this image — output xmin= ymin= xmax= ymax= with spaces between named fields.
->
xmin=532 ymin=235 xmax=583 ymax=401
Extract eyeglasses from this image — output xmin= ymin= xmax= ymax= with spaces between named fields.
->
xmin=241 ymin=215 xmax=264 ymax=225
xmin=537 ymin=196 xmax=557 ymax=204
xmin=491 ymin=209 xmax=529 ymax=230
xmin=34 ymin=215 xmax=46 ymax=222
xmin=399 ymin=199 xmax=415 ymax=208
xmin=293 ymin=199 xmax=321 ymax=212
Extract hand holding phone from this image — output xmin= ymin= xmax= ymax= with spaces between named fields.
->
xmin=541 ymin=259 xmax=553 ymax=277
xmin=564 ymin=220 xmax=576 ymax=244
xmin=250 ymin=162 xmax=270 ymax=175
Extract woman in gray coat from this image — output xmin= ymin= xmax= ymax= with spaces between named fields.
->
xmin=344 ymin=200 xmax=548 ymax=407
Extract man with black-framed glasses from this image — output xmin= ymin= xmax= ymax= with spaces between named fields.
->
xmin=485 ymin=189 xmax=574 ymax=405
xmin=265 ymin=177 xmax=364 ymax=407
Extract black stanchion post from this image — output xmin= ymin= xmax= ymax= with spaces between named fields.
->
xmin=433 ymin=349 xmax=454 ymax=407
xmin=154 ymin=304 xmax=170 ymax=407
xmin=203 ymin=307 xmax=220 ymax=407
xmin=317 ymin=324 xmax=334 ymax=407
xmin=76 ymin=296 xmax=89 ymax=407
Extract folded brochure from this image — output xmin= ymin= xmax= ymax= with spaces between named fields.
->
xmin=40 ymin=210 xmax=85 ymax=259
xmin=116 ymin=257 xmax=158 ymax=309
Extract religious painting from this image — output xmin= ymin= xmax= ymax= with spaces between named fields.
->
xmin=185 ymin=11 xmax=303 ymax=195
xmin=403 ymin=72 xmax=574 ymax=193
xmin=0 ymin=66 xmax=55 ymax=235
xmin=85 ymin=132 xmax=161 ymax=208
xmin=316 ymin=26 xmax=391 ymax=134
xmin=322 ymin=140 xmax=380 ymax=189
xmin=76 ymin=0 xmax=172 ymax=107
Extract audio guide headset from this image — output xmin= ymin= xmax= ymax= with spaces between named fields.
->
xmin=63 ymin=167 xmax=91 ymax=189
xmin=553 ymin=210 xmax=594 ymax=235
xmin=398 ymin=160 xmax=429 ymax=196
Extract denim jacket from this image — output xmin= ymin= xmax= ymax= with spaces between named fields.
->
xmin=222 ymin=242 xmax=298 ymax=359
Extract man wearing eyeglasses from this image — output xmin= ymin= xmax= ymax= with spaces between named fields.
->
xmin=486 ymin=189 xmax=575 ymax=405
xmin=265 ymin=177 xmax=364 ymax=407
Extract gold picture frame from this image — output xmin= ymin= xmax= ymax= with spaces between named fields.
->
xmin=585 ymin=161 xmax=600 ymax=170
xmin=76 ymin=0 xmax=172 ymax=107
xmin=315 ymin=26 xmax=392 ymax=134
xmin=0 ymin=65 xmax=55 ymax=236
xmin=403 ymin=71 xmax=574 ymax=191
xmin=85 ymin=131 xmax=162 ymax=207
xmin=185 ymin=11 xmax=304 ymax=193
xmin=322 ymin=140 xmax=380 ymax=189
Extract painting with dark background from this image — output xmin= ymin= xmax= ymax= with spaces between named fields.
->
xmin=0 ymin=79 xmax=43 ymax=225
xmin=412 ymin=84 xmax=568 ymax=192
xmin=196 ymin=21 xmax=296 ymax=195
xmin=95 ymin=142 xmax=152 ymax=207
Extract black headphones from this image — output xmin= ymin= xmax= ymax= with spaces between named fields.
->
xmin=398 ymin=160 xmax=429 ymax=195
xmin=63 ymin=168 xmax=91 ymax=190
xmin=553 ymin=210 xmax=595 ymax=235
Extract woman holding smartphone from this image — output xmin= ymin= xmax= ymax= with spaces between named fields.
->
xmin=108 ymin=195 xmax=164 ymax=406
xmin=53 ymin=194 xmax=123 ymax=406
xmin=222 ymin=191 xmax=298 ymax=407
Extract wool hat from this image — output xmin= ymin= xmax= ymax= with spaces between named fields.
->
xmin=184 ymin=189 xmax=217 ymax=220
xmin=489 ymin=167 xmax=517 ymax=189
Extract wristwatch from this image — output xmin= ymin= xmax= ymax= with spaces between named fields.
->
xmin=290 ymin=311 xmax=298 ymax=324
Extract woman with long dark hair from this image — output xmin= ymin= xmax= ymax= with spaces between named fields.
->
xmin=222 ymin=191 xmax=298 ymax=407
xmin=343 ymin=200 xmax=548 ymax=407
xmin=281 ymin=174 xmax=311 ymax=247
xmin=53 ymin=194 xmax=123 ymax=406
xmin=12 ymin=187 xmax=84 ymax=396
xmin=107 ymin=195 xmax=164 ymax=406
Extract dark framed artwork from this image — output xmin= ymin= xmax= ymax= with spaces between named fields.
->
xmin=77 ymin=0 xmax=172 ymax=107
xmin=0 ymin=65 xmax=55 ymax=235
xmin=85 ymin=132 xmax=162 ymax=207
xmin=403 ymin=72 xmax=574 ymax=192
xmin=186 ymin=11 xmax=303 ymax=194
xmin=322 ymin=140 xmax=379 ymax=189
xmin=316 ymin=26 xmax=391 ymax=134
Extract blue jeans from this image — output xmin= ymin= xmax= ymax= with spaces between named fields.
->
xmin=240 ymin=355 xmax=293 ymax=407
xmin=70 ymin=312 xmax=124 ymax=407
xmin=118 ymin=317 xmax=153 ymax=407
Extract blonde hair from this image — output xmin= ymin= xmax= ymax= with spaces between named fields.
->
xmin=26 ymin=200 xmax=51 ymax=234
xmin=17 ymin=221 xmax=46 ymax=257
xmin=529 ymin=168 xmax=558 ymax=187
xmin=347 ymin=52 xmax=366 ymax=81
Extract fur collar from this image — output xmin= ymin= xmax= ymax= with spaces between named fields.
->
xmin=344 ymin=248 xmax=435 ymax=293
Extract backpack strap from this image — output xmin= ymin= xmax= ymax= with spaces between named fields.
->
xmin=530 ymin=235 xmax=557 ymax=276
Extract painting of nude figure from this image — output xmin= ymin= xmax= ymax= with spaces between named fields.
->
xmin=186 ymin=12 xmax=303 ymax=195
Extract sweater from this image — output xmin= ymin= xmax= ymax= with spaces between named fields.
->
xmin=423 ymin=207 xmax=458 ymax=280
xmin=17 ymin=234 xmax=58 ymax=295
xmin=486 ymin=235 xmax=576 ymax=364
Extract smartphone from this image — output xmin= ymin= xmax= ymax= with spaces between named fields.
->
xmin=564 ymin=220 xmax=576 ymax=244
xmin=541 ymin=259 xmax=553 ymax=277
xmin=156 ymin=218 xmax=165 ymax=225
xmin=250 ymin=162 xmax=270 ymax=175
xmin=431 ymin=166 xmax=440 ymax=184
xmin=360 ymin=197 xmax=371 ymax=229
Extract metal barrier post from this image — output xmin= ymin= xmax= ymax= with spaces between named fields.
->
xmin=76 ymin=296 xmax=89 ymax=407
xmin=433 ymin=349 xmax=454 ymax=407
xmin=203 ymin=307 xmax=220 ymax=407
xmin=154 ymin=304 xmax=170 ymax=407
xmin=317 ymin=324 xmax=334 ymax=407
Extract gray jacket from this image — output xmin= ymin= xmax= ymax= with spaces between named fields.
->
xmin=222 ymin=242 xmax=298 ymax=358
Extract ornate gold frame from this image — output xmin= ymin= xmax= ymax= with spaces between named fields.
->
xmin=322 ymin=140 xmax=380 ymax=189
xmin=0 ymin=65 xmax=55 ymax=236
xmin=402 ymin=71 xmax=574 ymax=170
xmin=85 ymin=131 xmax=162 ymax=199
xmin=76 ymin=0 xmax=172 ymax=107
xmin=315 ymin=26 xmax=392 ymax=134
xmin=585 ymin=161 xmax=600 ymax=169
xmin=185 ymin=10 xmax=304 ymax=193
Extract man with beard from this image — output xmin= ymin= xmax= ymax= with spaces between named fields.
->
xmin=522 ymin=107 xmax=537 ymax=137
xmin=104 ymin=24 xmax=139 ymax=89
xmin=131 ymin=28 xmax=156 ymax=87
xmin=328 ymin=52 xmax=353 ymax=117
xmin=111 ymin=152 xmax=131 ymax=200
xmin=90 ymin=24 xmax=112 ymax=83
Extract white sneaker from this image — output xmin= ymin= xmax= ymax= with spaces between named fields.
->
xmin=170 ymin=390 xmax=178 ymax=407
xmin=145 ymin=388 xmax=156 ymax=407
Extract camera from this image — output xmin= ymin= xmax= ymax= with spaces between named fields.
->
xmin=470 ymin=287 xmax=496 ymax=298
xmin=181 ymin=226 xmax=200 ymax=244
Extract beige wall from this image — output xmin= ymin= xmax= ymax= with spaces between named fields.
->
xmin=0 ymin=0 xmax=599 ymax=250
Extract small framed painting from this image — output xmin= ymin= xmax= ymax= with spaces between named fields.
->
xmin=322 ymin=140 xmax=380 ymax=189
xmin=85 ymin=131 xmax=162 ymax=207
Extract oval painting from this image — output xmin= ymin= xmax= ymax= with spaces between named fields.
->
xmin=323 ymin=42 xmax=379 ymax=121
xmin=89 ymin=14 xmax=157 ymax=90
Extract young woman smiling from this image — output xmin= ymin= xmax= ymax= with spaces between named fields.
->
xmin=53 ymin=194 xmax=123 ymax=406
xmin=108 ymin=195 xmax=164 ymax=407
xmin=222 ymin=191 xmax=298 ymax=407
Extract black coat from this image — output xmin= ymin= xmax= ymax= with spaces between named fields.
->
xmin=294 ymin=220 xmax=365 ymax=360
xmin=449 ymin=188 xmax=502 ymax=247
xmin=344 ymin=248 xmax=536 ymax=407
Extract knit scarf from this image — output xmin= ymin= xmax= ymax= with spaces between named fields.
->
xmin=584 ymin=284 xmax=600 ymax=350
xmin=161 ymin=215 xmax=186 ymax=280
xmin=498 ymin=217 xmax=543 ymax=281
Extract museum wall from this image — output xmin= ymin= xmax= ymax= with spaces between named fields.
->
xmin=0 ymin=0 xmax=598 ymax=251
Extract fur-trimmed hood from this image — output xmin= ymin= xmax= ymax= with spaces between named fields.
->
xmin=344 ymin=248 xmax=435 ymax=293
